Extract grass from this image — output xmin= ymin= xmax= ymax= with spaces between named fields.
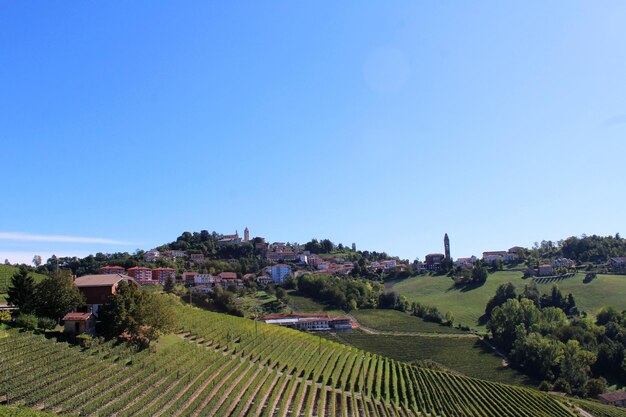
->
xmin=237 ymin=290 xmax=282 ymax=316
xmin=0 ymin=406 xmax=66 ymax=417
xmin=392 ymin=271 xmax=626 ymax=330
xmin=0 ymin=265 xmax=48 ymax=301
xmin=352 ymin=309 xmax=465 ymax=334
xmin=286 ymin=290 xmax=345 ymax=316
xmin=333 ymin=332 xmax=535 ymax=386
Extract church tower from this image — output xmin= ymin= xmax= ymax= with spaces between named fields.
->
xmin=444 ymin=233 xmax=450 ymax=260
xmin=244 ymin=227 xmax=250 ymax=242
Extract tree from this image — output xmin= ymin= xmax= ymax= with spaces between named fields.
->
xmin=4 ymin=259 xmax=11 ymax=265
xmin=99 ymin=281 xmax=176 ymax=347
xmin=485 ymin=282 xmax=517 ymax=317
xmin=7 ymin=267 xmax=36 ymax=314
xmin=560 ymin=339 xmax=596 ymax=396
xmin=32 ymin=255 xmax=42 ymax=267
xmin=34 ymin=270 xmax=85 ymax=321
xmin=471 ymin=265 xmax=488 ymax=284
xmin=163 ymin=276 xmax=175 ymax=294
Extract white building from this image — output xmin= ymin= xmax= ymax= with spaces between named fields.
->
xmin=194 ymin=274 xmax=217 ymax=285
xmin=271 ymin=264 xmax=292 ymax=284
xmin=144 ymin=250 xmax=161 ymax=262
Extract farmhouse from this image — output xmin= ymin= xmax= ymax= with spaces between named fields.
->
xmin=598 ymin=391 xmax=626 ymax=408
xmin=63 ymin=311 xmax=96 ymax=336
xmin=74 ymin=274 xmax=138 ymax=315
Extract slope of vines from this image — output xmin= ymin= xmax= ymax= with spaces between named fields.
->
xmin=0 ymin=295 xmax=581 ymax=417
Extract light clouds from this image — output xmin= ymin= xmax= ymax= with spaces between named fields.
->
xmin=0 ymin=232 xmax=131 ymax=245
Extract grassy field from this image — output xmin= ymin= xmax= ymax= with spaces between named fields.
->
xmin=352 ymin=309 xmax=465 ymax=334
xmin=286 ymin=290 xmax=345 ymax=316
xmin=333 ymin=331 xmax=534 ymax=386
xmin=0 ymin=265 xmax=48 ymax=303
xmin=392 ymin=271 xmax=626 ymax=330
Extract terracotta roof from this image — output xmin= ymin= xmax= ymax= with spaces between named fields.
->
xmin=100 ymin=265 xmax=125 ymax=270
xmin=219 ymin=272 xmax=237 ymax=279
xmin=127 ymin=266 xmax=152 ymax=271
xmin=63 ymin=312 xmax=94 ymax=321
xmin=153 ymin=267 xmax=176 ymax=271
xmin=74 ymin=274 xmax=136 ymax=287
xmin=599 ymin=391 xmax=626 ymax=402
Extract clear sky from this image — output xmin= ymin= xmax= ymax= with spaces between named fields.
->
xmin=1 ymin=1 xmax=625 ymax=265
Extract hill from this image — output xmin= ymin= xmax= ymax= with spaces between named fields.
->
xmin=0 ymin=265 xmax=48 ymax=303
xmin=391 ymin=271 xmax=626 ymax=330
xmin=0 ymin=294 xmax=586 ymax=417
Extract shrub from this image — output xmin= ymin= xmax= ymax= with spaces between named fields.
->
xmin=37 ymin=317 xmax=57 ymax=331
xmin=538 ymin=380 xmax=553 ymax=392
xmin=15 ymin=313 xmax=38 ymax=330
xmin=553 ymin=378 xmax=571 ymax=394
xmin=76 ymin=334 xmax=94 ymax=349
xmin=585 ymin=377 xmax=607 ymax=397
xmin=0 ymin=310 xmax=12 ymax=322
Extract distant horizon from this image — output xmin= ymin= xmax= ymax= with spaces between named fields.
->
xmin=2 ymin=2 xmax=625 ymax=267
xmin=1 ymin=228 xmax=621 ymax=266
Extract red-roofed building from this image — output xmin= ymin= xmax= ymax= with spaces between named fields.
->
xmin=598 ymin=391 xmax=626 ymax=407
xmin=127 ymin=266 xmax=154 ymax=283
xmin=98 ymin=265 xmax=126 ymax=275
xmin=63 ymin=311 xmax=96 ymax=336
xmin=74 ymin=274 xmax=138 ymax=315
xmin=152 ymin=268 xmax=177 ymax=284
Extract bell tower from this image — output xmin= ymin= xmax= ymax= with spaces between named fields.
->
xmin=444 ymin=233 xmax=450 ymax=260
xmin=244 ymin=227 xmax=250 ymax=242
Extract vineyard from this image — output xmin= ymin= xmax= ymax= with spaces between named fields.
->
xmin=0 ymin=295 xmax=585 ymax=417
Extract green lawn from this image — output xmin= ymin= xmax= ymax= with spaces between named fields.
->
xmin=333 ymin=332 xmax=534 ymax=386
xmin=352 ymin=309 xmax=465 ymax=334
xmin=237 ymin=290 xmax=282 ymax=316
xmin=286 ymin=291 xmax=345 ymax=316
xmin=392 ymin=271 xmax=626 ymax=330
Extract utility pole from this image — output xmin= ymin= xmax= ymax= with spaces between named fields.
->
xmin=361 ymin=355 xmax=365 ymax=396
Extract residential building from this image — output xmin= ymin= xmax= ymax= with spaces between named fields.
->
xmin=164 ymin=250 xmax=186 ymax=260
xmin=538 ymin=264 xmax=555 ymax=276
xmin=98 ymin=265 xmax=126 ymax=275
xmin=126 ymin=266 xmax=154 ymax=283
xmin=482 ymin=251 xmax=507 ymax=264
xmin=73 ymin=274 xmax=138 ymax=315
xmin=152 ymin=267 xmax=176 ymax=284
xmin=454 ymin=257 xmax=476 ymax=268
xmin=256 ymin=275 xmax=272 ymax=285
xmin=144 ymin=250 xmax=161 ymax=262
xmin=298 ymin=254 xmax=308 ymax=264
xmin=190 ymin=253 xmax=205 ymax=263
xmin=266 ymin=251 xmax=299 ymax=262
xmin=508 ymin=246 xmax=525 ymax=255
xmin=425 ymin=253 xmax=445 ymax=269
xmin=553 ymin=258 xmax=576 ymax=268
xmin=271 ymin=264 xmax=292 ymax=284
xmin=381 ymin=260 xmax=397 ymax=270
xmin=610 ymin=257 xmax=626 ymax=271
xmin=194 ymin=274 xmax=217 ymax=285
xmin=182 ymin=271 xmax=198 ymax=285
xmin=63 ymin=311 xmax=96 ymax=336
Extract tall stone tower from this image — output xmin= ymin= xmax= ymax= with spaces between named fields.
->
xmin=444 ymin=233 xmax=450 ymax=260
xmin=244 ymin=227 xmax=250 ymax=242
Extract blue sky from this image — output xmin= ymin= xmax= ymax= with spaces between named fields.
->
xmin=1 ymin=1 xmax=625 ymax=264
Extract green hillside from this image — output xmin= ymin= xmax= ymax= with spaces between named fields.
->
xmin=0 ymin=296 xmax=580 ymax=417
xmin=392 ymin=271 xmax=626 ymax=330
xmin=332 ymin=332 xmax=534 ymax=386
xmin=0 ymin=265 xmax=48 ymax=303
xmin=0 ymin=406 xmax=64 ymax=417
